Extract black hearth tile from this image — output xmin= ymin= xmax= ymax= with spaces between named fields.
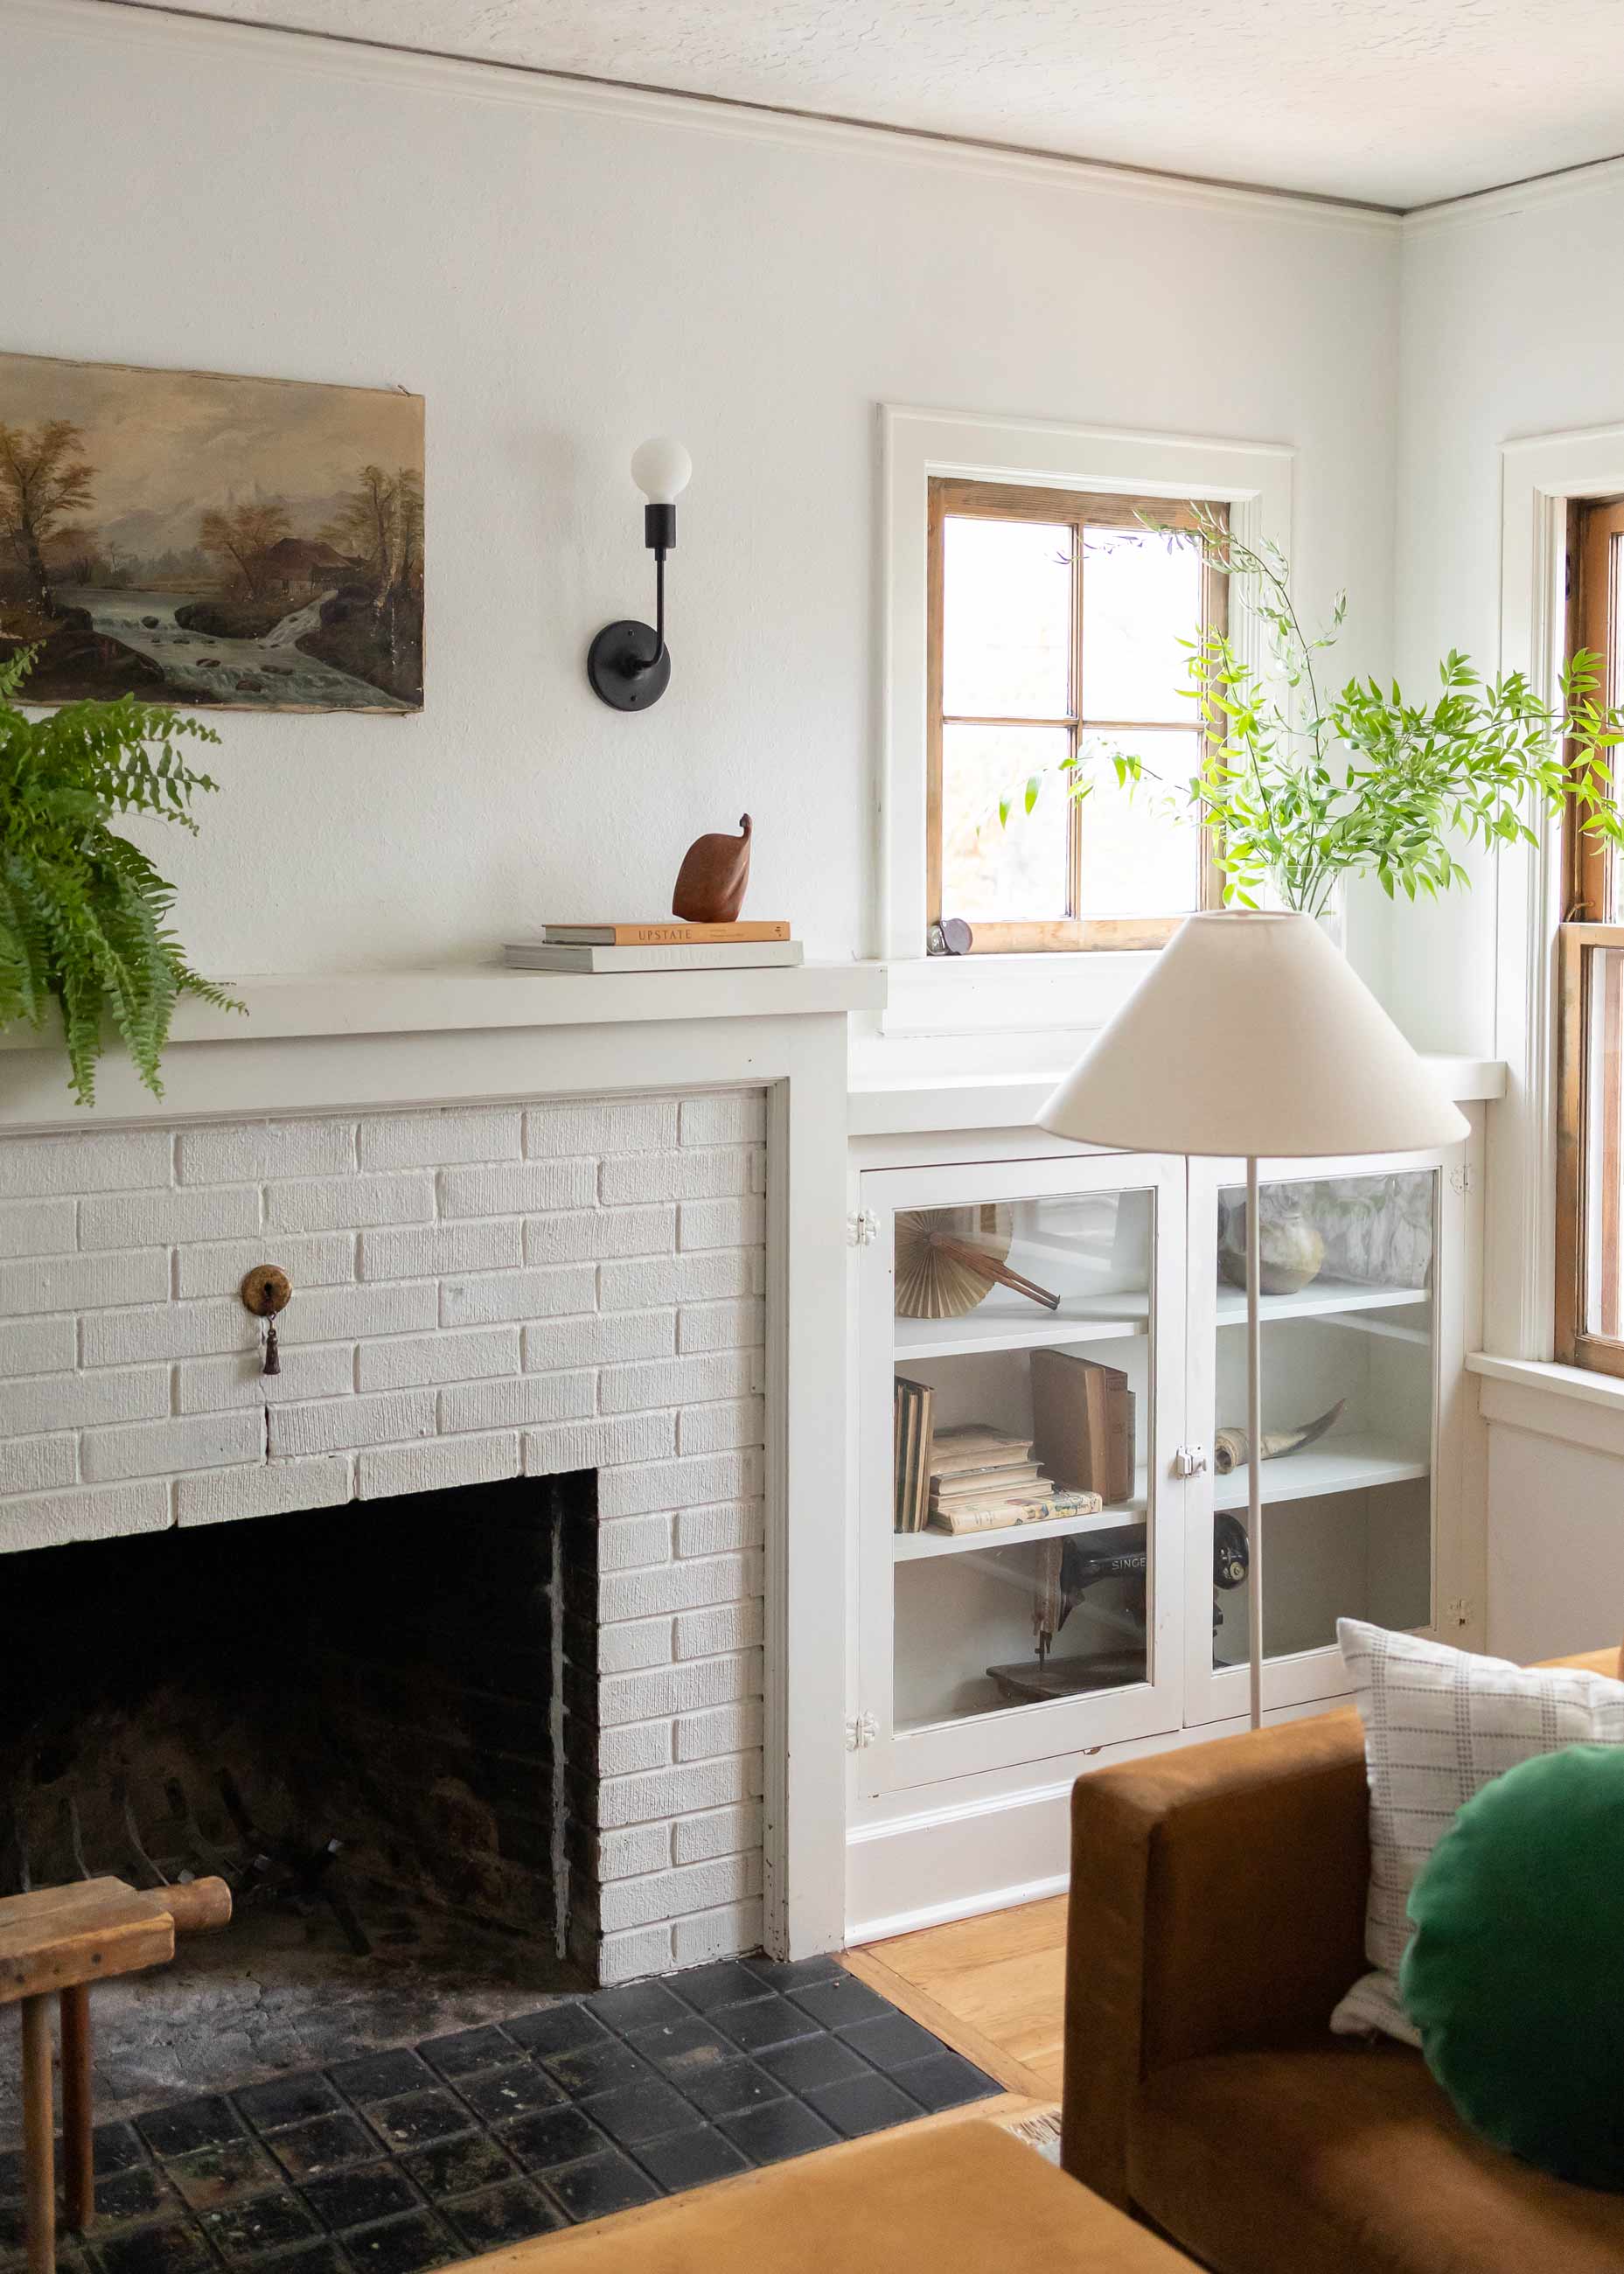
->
xmin=713 ymin=1993 xmax=821 ymax=2054
xmin=398 ymin=2131 xmax=517 ymax=2203
xmin=537 ymin=2038 xmax=650 ymax=2098
xmin=624 ymin=2014 xmax=737 ymax=2085
xmin=741 ymin=1952 xmax=847 ymax=1995
xmin=442 ymin=2179 xmax=564 ymax=2252
xmin=416 ymin=2028 xmax=513 ymax=2083
xmin=673 ymin=2057 xmax=788 ymax=2120
xmin=495 ymin=2103 xmax=609 ymax=2177
xmin=337 ymin=2208 xmax=457 ymax=2274
xmin=501 ymin=2003 xmax=608 ymax=2060
xmin=94 ymin=2215 xmax=220 ymax=2274
xmin=234 ymin=2248 xmax=346 ymax=2274
xmin=93 ymin=2124 xmax=148 ymax=2180
xmin=803 ymin=2072 xmax=921 ymax=2139
xmin=669 ymin=1960 xmax=773 ymax=2013
xmin=365 ymin=2093 xmax=472 ymax=2156
xmin=631 ymin=2124 xmax=751 ymax=2193
xmin=136 ymin=2094 xmax=244 ymax=2159
xmin=836 ymin=2012 xmax=946 ymax=2074
xmin=0 ymin=2150 xmax=17 ymax=2203
xmin=786 ymin=1974 xmax=893 ymax=2031
xmin=93 ymin=2163 xmax=178 ymax=2225
xmin=758 ymin=2033 xmax=870 ymax=2094
xmin=715 ymin=2098 xmax=838 ymax=2167
xmin=539 ymin=2150 xmax=659 ymax=2223
xmin=302 ymin=2161 xmax=420 ymax=2234
xmin=234 ymin=2073 xmax=345 ymax=2133
xmin=200 ymin=2187 xmax=322 ymax=2263
xmin=584 ymin=1980 xmax=688 ymax=2034
xmin=457 ymin=2063 xmax=566 ymax=2124
xmin=327 ymin=2053 xmax=432 ymax=2107
xmin=167 ymin=2136 xmax=284 ymax=2213
xmin=889 ymin=2050 xmax=1000 ymax=2113
xmin=579 ymin=2079 xmax=700 ymax=2151
xmin=268 ymin=2112 xmax=382 ymax=2182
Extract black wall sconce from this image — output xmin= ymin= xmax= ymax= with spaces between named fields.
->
xmin=586 ymin=436 xmax=692 ymax=711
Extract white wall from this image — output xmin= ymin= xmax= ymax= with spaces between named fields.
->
xmin=1393 ymin=172 xmax=1624 ymax=1057
xmin=1396 ymin=170 xmax=1624 ymax=1655
xmin=2 ymin=0 xmax=1399 ymax=982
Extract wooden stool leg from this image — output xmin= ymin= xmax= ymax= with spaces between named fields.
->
xmin=59 ymin=1984 xmax=94 ymax=2231
xmin=19 ymin=1994 xmax=54 ymax=2274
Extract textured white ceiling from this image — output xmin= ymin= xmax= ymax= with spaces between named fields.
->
xmin=113 ymin=0 xmax=1624 ymax=208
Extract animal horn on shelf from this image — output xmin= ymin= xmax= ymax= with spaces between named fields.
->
xmin=1212 ymin=1398 xmax=1346 ymax=1475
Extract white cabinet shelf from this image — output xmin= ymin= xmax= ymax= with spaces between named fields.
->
xmin=1212 ymin=1434 xmax=1428 ymax=1510
xmin=1213 ymin=1278 xmax=1428 ymax=1329
xmin=893 ymin=1306 xmax=1147 ymax=1362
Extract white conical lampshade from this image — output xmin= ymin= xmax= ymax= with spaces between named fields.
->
xmin=1038 ymin=911 xmax=1469 ymax=1157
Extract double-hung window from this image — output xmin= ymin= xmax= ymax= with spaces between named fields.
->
xmin=1557 ymin=495 xmax=1624 ymax=1371
xmin=926 ymin=480 xmax=1225 ymax=954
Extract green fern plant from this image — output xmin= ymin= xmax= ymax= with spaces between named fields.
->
xmin=0 ymin=645 xmax=241 ymax=1106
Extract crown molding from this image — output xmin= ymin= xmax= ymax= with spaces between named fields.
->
xmin=1404 ymin=149 xmax=1624 ymax=239
xmin=6 ymin=0 xmax=1401 ymax=237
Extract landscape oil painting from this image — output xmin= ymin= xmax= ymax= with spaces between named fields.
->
xmin=0 ymin=350 xmax=422 ymax=711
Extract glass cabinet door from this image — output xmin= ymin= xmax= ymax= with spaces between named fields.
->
xmin=1186 ymin=1158 xmax=1439 ymax=1724
xmin=855 ymin=1153 xmax=1187 ymax=1793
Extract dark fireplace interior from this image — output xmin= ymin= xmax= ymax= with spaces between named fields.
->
xmin=0 ymin=1474 xmax=602 ymax=2144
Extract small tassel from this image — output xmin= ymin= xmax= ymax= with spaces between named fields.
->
xmin=262 ymin=1319 xmax=281 ymax=1377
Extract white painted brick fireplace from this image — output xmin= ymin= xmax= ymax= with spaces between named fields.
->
xmin=0 ymin=1088 xmax=773 ymax=1985
xmin=0 ymin=966 xmax=875 ymax=1980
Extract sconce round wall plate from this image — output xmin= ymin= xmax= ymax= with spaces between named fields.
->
xmin=588 ymin=620 xmax=671 ymax=710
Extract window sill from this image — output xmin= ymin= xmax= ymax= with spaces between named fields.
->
xmin=877 ymin=948 xmax=1159 ymax=1039
xmin=1468 ymin=1351 xmax=1624 ymax=1460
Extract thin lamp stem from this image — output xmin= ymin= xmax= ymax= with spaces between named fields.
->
xmin=1247 ymin=1154 xmax=1265 ymax=1733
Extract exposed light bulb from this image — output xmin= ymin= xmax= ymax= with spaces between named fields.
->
xmin=630 ymin=436 xmax=692 ymax=506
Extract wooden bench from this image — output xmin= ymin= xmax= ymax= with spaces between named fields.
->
xmin=1 ymin=1875 xmax=231 ymax=2274
xmin=450 ymin=2118 xmax=1195 ymax=2271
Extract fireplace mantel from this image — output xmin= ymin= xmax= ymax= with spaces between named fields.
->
xmin=0 ymin=964 xmax=885 ymax=1136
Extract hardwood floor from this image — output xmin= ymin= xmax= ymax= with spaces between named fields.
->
xmin=844 ymin=1894 xmax=1069 ymax=2102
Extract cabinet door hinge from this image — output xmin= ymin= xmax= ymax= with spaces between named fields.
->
xmin=1449 ymin=1164 xmax=1474 ymax=1195
xmin=845 ymin=1711 xmax=879 ymax=1751
xmin=1445 ymin=1595 xmax=1475 ymax=1629
xmin=847 ymin=1209 xmax=880 ymax=1248
xmin=1172 ymin=1445 xmax=1209 ymax=1478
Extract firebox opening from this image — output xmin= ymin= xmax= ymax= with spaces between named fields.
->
xmin=0 ymin=1470 xmax=603 ymax=2138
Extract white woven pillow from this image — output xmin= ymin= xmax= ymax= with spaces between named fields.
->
xmin=1330 ymin=1616 xmax=1624 ymax=2046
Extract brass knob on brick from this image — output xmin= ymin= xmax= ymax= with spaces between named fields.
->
xmin=240 ymin=1265 xmax=292 ymax=1318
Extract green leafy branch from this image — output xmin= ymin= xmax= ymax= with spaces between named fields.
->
xmin=1000 ymin=505 xmax=1624 ymax=916
xmin=0 ymin=646 xmax=242 ymax=1106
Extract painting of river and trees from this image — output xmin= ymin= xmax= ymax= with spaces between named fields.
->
xmin=0 ymin=351 xmax=422 ymax=710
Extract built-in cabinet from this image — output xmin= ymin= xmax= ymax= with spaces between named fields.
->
xmin=845 ymin=1117 xmax=1481 ymax=1941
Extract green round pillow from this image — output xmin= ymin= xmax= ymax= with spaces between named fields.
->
xmin=1400 ymin=1741 xmax=1624 ymax=2191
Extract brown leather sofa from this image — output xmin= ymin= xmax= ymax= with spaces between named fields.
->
xmin=1061 ymin=1646 xmax=1624 ymax=2274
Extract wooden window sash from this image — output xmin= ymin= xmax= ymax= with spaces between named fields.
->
xmin=925 ymin=477 xmax=1226 ymax=955
xmin=1555 ymin=921 xmax=1624 ymax=1373
xmin=1565 ymin=497 xmax=1624 ymax=924
xmin=1557 ymin=499 xmax=1624 ymax=1376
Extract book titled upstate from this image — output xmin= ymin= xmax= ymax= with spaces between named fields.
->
xmin=505 ymin=921 xmax=800 ymax=973
xmin=0 ymin=348 xmax=423 ymax=710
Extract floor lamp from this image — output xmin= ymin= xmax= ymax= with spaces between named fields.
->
xmin=1037 ymin=911 xmax=1469 ymax=1730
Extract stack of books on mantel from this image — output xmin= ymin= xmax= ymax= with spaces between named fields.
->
xmin=924 ymin=1422 xmax=1105 ymax=1537
xmin=505 ymin=921 xmax=802 ymax=973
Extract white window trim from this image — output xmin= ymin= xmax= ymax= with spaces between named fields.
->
xmin=1489 ymin=423 xmax=1624 ymax=1363
xmin=878 ymin=404 xmax=1295 ymax=1037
